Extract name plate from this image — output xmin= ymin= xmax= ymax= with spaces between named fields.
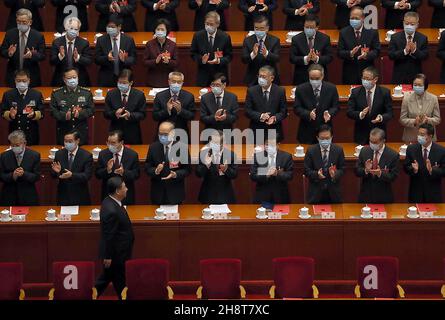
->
xmin=166 ymin=212 xmax=180 ymax=220
xmin=373 ymin=212 xmax=387 ymax=219
xmin=213 ymin=212 xmax=228 ymax=220
xmin=268 ymin=212 xmax=282 ymax=220
xmin=321 ymin=212 xmax=336 ymax=219
xmin=11 ymin=215 xmax=26 ymax=222
xmin=57 ymin=214 xmax=72 ymax=221
xmin=419 ymin=212 xmax=434 ymax=219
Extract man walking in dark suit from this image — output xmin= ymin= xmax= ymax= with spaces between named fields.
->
xmin=95 ymin=177 xmax=134 ymax=299
xmin=1 ymin=70 xmax=44 ymax=146
xmin=95 ymin=0 xmax=137 ymax=32
xmin=294 ymin=64 xmax=339 ymax=144
xmin=289 ymin=14 xmax=333 ymax=85
xmin=95 ymin=14 xmax=137 ymax=87
xmin=250 ymin=136 xmax=293 ymax=204
xmin=355 ymin=128 xmax=399 ymax=204
xmin=50 ymin=17 xmax=92 ymax=87
xmin=337 ymin=6 xmax=381 ymax=84
xmin=404 ymin=123 xmax=445 ymax=203
xmin=103 ymin=69 xmax=146 ymax=145
xmin=0 ymin=9 xmax=46 ymax=88
xmin=0 ymin=130 xmax=40 ymax=206
xmin=388 ymin=11 xmax=428 ymax=84
xmin=4 ymin=0 xmax=45 ymax=31
xmin=331 ymin=0 xmax=376 ymax=29
xmin=189 ymin=0 xmax=229 ymax=31
xmin=50 ymin=130 xmax=93 ymax=206
xmin=382 ymin=0 xmax=421 ymax=30
xmin=304 ymin=125 xmax=345 ymax=204
xmin=96 ymin=130 xmax=140 ymax=205
xmin=142 ymin=0 xmax=180 ymax=32
xmin=241 ymin=15 xmax=280 ymax=86
xmin=145 ymin=122 xmax=191 ymax=205
xmin=191 ymin=11 xmax=233 ymax=87
xmin=347 ymin=66 xmax=393 ymax=145
xmin=52 ymin=0 xmax=91 ymax=33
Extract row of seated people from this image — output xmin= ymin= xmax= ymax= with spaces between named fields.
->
xmin=1 ymin=63 xmax=441 ymax=147
xmin=3 ymin=9 xmax=445 ymax=89
xmin=5 ymin=0 xmax=445 ymax=33
xmin=1 ymin=121 xmax=444 ymax=207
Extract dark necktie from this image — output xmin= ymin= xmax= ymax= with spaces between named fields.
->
xmin=209 ymin=35 xmax=214 ymax=49
xmin=423 ymin=148 xmax=428 ymax=164
xmin=322 ymin=149 xmax=329 ymax=175
xmin=67 ymin=41 xmax=73 ymax=69
xmin=113 ymin=37 xmax=119 ymax=76
xmin=259 ymin=39 xmax=264 ymax=53
xmin=355 ymin=30 xmax=361 ymax=43
xmin=308 ymin=37 xmax=314 ymax=50
xmin=68 ymin=152 xmax=74 ymax=170
xmin=372 ymin=151 xmax=379 ymax=170
xmin=122 ymin=94 xmax=127 ymax=109
xmin=367 ymin=90 xmax=372 ymax=111
xmin=216 ymin=96 xmax=222 ymax=108
xmin=19 ymin=32 xmax=26 ymax=70
xmin=263 ymin=90 xmax=269 ymax=102
xmin=314 ymin=88 xmax=320 ymax=107
xmin=164 ymin=145 xmax=170 ymax=164
xmin=113 ymin=153 xmax=120 ymax=171
xmin=16 ymin=154 xmax=23 ymax=166
xmin=20 ymin=93 xmax=25 ymax=100
xmin=407 ymin=35 xmax=413 ymax=42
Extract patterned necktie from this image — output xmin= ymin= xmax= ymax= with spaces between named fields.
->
xmin=314 ymin=87 xmax=320 ymax=107
xmin=19 ymin=32 xmax=26 ymax=70
xmin=113 ymin=37 xmax=119 ymax=76
xmin=122 ymin=94 xmax=127 ymax=109
xmin=367 ymin=90 xmax=372 ymax=112
xmin=67 ymin=41 xmax=73 ymax=69
xmin=113 ymin=153 xmax=120 ymax=171
xmin=68 ymin=153 xmax=74 ymax=170
xmin=263 ymin=90 xmax=269 ymax=102
xmin=408 ymin=35 xmax=413 ymax=42
xmin=16 ymin=154 xmax=23 ymax=166
xmin=372 ymin=151 xmax=379 ymax=170
xmin=423 ymin=148 xmax=428 ymax=164
xmin=355 ymin=30 xmax=361 ymax=43
xmin=322 ymin=149 xmax=329 ymax=175
xmin=259 ymin=39 xmax=264 ymax=53
xmin=216 ymin=96 xmax=222 ymax=108
xmin=308 ymin=37 xmax=314 ymax=50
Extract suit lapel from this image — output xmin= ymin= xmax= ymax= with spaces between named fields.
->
xmin=370 ymin=87 xmax=380 ymax=118
xmin=300 ymin=34 xmax=310 ymax=53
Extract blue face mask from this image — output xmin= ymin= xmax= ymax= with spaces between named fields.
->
xmin=170 ymin=83 xmax=182 ymax=94
xmin=16 ymin=81 xmax=28 ymax=92
xmin=66 ymin=77 xmax=78 ymax=89
xmin=12 ymin=146 xmax=24 ymax=155
xmin=205 ymin=25 xmax=216 ymax=34
xmin=255 ymin=30 xmax=266 ymax=39
xmin=318 ymin=138 xmax=332 ymax=149
xmin=362 ymin=79 xmax=374 ymax=90
xmin=310 ymin=79 xmax=322 ymax=89
xmin=66 ymin=29 xmax=79 ymax=39
xmin=266 ymin=145 xmax=277 ymax=155
xmin=159 ymin=134 xmax=171 ymax=145
xmin=17 ymin=24 xmax=29 ymax=33
xmin=106 ymin=27 xmax=118 ymax=37
xmin=369 ymin=143 xmax=381 ymax=152
xmin=117 ymin=83 xmax=130 ymax=93
xmin=155 ymin=30 xmax=166 ymax=38
xmin=404 ymin=24 xmax=416 ymax=35
xmin=258 ymin=77 xmax=268 ymax=87
xmin=64 ymin=142 xmax=77 ymax=152
xmin=349 ymin=19 xmax=362 ymax=30
xmin=417 ymin=135 xmax=427 ymax=146
xmin=304 ymin=28 xmax=316 ymax=39
xmin=108 ymin=144 xmax=120 ymax=154
xmin=211 ymin=86 xmax=223 ymax=96
xmin=413 ymin=85 xmax=424 ymax=95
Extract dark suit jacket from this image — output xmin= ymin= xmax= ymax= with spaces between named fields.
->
xmin=52 ymin=0 xmax=91 ymax=32
xmin=347 ymin=86 xmax=393 ymax=145
xmin=239 ymin=0 xmax=278 ymax=30
xmin=437 ymin=31 xmax=445 ymax=84
xmin=95 ymin=147 xmax=140 ymax=205
xmin=250 ymin=149 xmax=293 ymax=204
xmin=200 ymin=90 xmax=239 ymax=131
xmin=430 ymin=0 xmax=445 ymax=27
xmin=98 ymin=196 xmax=134 ymax=262
xmin=337 ymin=26 xmax=381 ymax=84
xmin=196 ymin=148 xmax=237 ymax=204
xmin=103 ymin=88 xmax=146 ymax=144
xmin=241 ymin=34 xmax=281 ymax=86
xmin=1 ymin=88 xmax=44 ymax=146
xmin=5 ymin=0 xmax=45 ymax=31
xmin=0 ymin=28 xmax=46 ymax=87
xmin=188 ymin=0 xmax=229 ymax=31
xmin=191 ymin=29 xmax=233 ymax=87
xmin=50 ymin=36 xmax=92 ymax=87
xmin=95 ymin=33 xmax=137 ymax=87
xmin=388 ymin=31 xmax=428 ymax=84
xmin=382 ymin=0 xmax=421 ymax=29
xmin=294 ymin=81 xmax=339 ymax=144
xmin=145 ymin=141 xmax=191 ymax=205
xmin=51 ymin=147 xmax=93 ymax=205
xmin=331 ymin=0 xmax=375 ymax=29
xmin=142 ymin=0 xmax=180 ymax=31
xmin=245 ymin=84 xmax=287 ymax=142
xmin=403 ymin=142 xmax=445 ymax=203
xmin=0 ymin=148 xmax=40 ymax=206
xmin=152 ymin=89 xmax=195 ymax=135
xmin=289 ymin=31 xmax=333 ymax=85
xmin=283 ymin=0 xmax=320 ymax=30
xmin=304 ymin=143 xmax=345 ymax=204
xmin=95 ymin=0 xmax=137 ymax=32
xmin=355 ymin=145 xmax=399 ymax=203
xmin=143 ymin=38 xmax=178 ymax=88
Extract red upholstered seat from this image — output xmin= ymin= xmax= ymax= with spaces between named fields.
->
xmin=355 ymin=256 xmax=404 ymax=298
xmin=122 ymin=259 xmax=173 ymax=300
xmin=0 ymin=263 xmax=25 ymax=300
xmin=198 ymin=259 xmax=245 ymax=299
xmin=271 ymin=257 xmax=318 ymax=299
xmin=49 ymin=261 xmax=96 ymax=300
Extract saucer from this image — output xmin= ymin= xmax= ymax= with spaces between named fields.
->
xmin=289 ymin=95 xmax=295 ymax=99
xmin=294 ymin=153 xmax=305 ymax=157
xmin=93 ymin=155 xmax=99 ymax=160
xmin=399 ymin=152 xmax=406 ymax=156
xmin=407 ymin=214 xmax=420 ymax=219
xmin=256 ymin=214 xmax=268 ymax=220
xmin=93 ymin=96 xmax=105 ymax=101
xmin=392 ymin=94 xmax=404 ymax=98
xmin=0 ymin=217 xmax=12 ymax=222
xmin=299 ymin=214 xmax=311 ymax=219
xmin=201 ymin=215 xmax=213 ymax=220
xmin=48 ymin=155 xmax=55 ymax=160
xmin=354 ymin=152 xmax=360 ymax=157
xmin=45 ymin=217 xmax=58 ymax=222
xmin=360 ymin=214 xmax=373 ymax=219
xmin=154 ymin=215 xmax=166 ymax=220
xmin=89 ymin=217 xmax=100 ymax=221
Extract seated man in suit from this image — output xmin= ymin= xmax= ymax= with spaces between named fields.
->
xmin=51 ymin=130 xmax=93 ymax=206
xmin=388 ymin=11 xmax=428 ymax=84
xmin=331 ymin=0 xmax=376 ymax=29
xmin=283 ymin=0 xmax=320 ymax=31
xmin=95 ymin=14 xmax=137 ymax=87
xmin=142 ymin=0 xmax=180 ymax=32
xmin=103 ymin=69 xmax=146 ymax=145
xmin=355 ymin=128 xmax=399 ymax=204
xmin=245 ymin=65 xmax=287 ymax=143
xmin=0 ymin=130 xmax=40 ymax=206
xmin=96 ymin=130 xmax=140 ymax=205
xmin=0 ymin=9 xmax=46 ymax=88
xmin=404 ymin=123 xmax=445 ymax=203
xmin=189 ymin=0 xmax=230 ymax=31
xmin=347 ymin=66 xmax=393 ymax=145
xmin=5 ymin=0 xmax=45 ymax=31
xmin=50 ymin=67 xmax=95 ymax=146
xmin=382 ymin=0 xmax=421 ymax=30
xmin=337 ymin=6 xmax=381 ymax=84
xmin=241 ymin=15 xmax=280 ymax=86
xmin=50 ymin=17 xmax=92 ymax=87
xmin=250 ymin=136 xmax=293 ymax=204
xmin=145 ymin=121 xmax=191 ymax=205
xmin=53 ymin=0 xmax=91 ymax=33
xmin=196 ymin=130 xmax=238 ymax=204
xmin=304 ymin=124 xmax=345 ymax=204
xmin=191 ymin=11 xmax=233 ymax=87
xmin=289 ymin=14 xmax=333 ymax=85
xmin=95 ymin=0 xmax=137 ymax=32
xmin=153 ymin=72 xmax=195 ymax=138
xmin=239 ymin=0 xmax=278 ymax=30
xmin=1 ymin=69 xmax=44 ymax=146
xmin=294 ymin=64 xmax=339 ymax=144
xmin=200 ymin=73 xmax=239 ymax=131
xmin=430 ymin=0 xmax=445 ymax=28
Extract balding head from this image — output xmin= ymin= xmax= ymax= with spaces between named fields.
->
xmin=158 ymin=121 xmax=175 ymax=135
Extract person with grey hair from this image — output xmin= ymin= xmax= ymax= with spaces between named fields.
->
xmin=50 ymin=16 xmax=93 ymax=87
xmin=52 ymin=0 xmax=91 ymax=33
xmin=355 ymin=128 xmax=399 ymax=204
xmin=0 ymin=130 xmax=41 ymax=206
xmin=388 ymin=11 xmax=428 ymax=84
xmin=382 ymin=0 xmax=421 ymax=30
xmin=5 ymin=0 xmax=45 ymax=31
xmin=0 ymin=8 xmax=46 ymax=87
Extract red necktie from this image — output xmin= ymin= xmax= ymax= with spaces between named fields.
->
xmin=372 ymin=151 xmax=379 ymax=170
xmin=113 ymin=153 xmax=120 ymax=171
xmin=423 ymin=148 xmax=428 ymax=163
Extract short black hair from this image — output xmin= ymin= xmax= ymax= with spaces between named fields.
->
xmin=154 ymin=18 xmax=171 ymax=35
xmin=253 ymin=14 xmax=269 ymax=26
xmin=414 ymin=73 xmax=429 ymax=90
xmin=317 ymin=124 xmax=333 ymax=136
xmin=108 ymin=130 xmax=124 ymax=142
xmin=65 ymin=130 xmax=81 ymax=141
xmin=108 ymin=13 xmax=123 ymax=26
xmin=63 ymin=67 xmax=79 ymax=76
xmin=14 ymin=69 xmax=30 ymax=79
xmin=305 ymin=14 xmax=320 ymax=26
xmin=212 ymin=73 xmax=227 ymax=84
xmin=118 ymin=69 xmax=134 ymax=82
xmin=419 ymin=123 xmax=435 ymax=136
xmin=107 ymin=176 xmax=124 ymax=195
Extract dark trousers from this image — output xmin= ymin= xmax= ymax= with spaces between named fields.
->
xmin=95 ymin=260 xmax=126 ymax=299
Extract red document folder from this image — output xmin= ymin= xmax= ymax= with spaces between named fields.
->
xmin=10 ymin=207 xmax=29 ymax=215
xmin=366 ymin=204 xmax=386 ymax=212
xmin=416 ymin=204 xmax=437 ymax=212
xmin=272 ymin=205 xmax=290 ymax=215
xmin=313 ymin=205 xmax=333 ymax=214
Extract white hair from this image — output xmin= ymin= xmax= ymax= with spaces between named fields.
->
xmin=16 ymin=8 xmax=32 ymax=20
xmin=64 ymin=17 xmax=82 ymax=31
xmin=169 ymin=71 xmax=184 ymax=81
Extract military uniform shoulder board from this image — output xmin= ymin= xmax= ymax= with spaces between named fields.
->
xmin=53 ymin=87 xmax=64 ymax=92
xmin=80 ymin=86 xmax=91 ymax=91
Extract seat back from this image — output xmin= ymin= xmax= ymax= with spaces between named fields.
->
xmin=356 ymin=256 xmax=399 ymax=298
xmin=0 ymin=262 xmax=23 ymax=300
xmin=200 ymin=259 xmax=242 ymax=299
xmin=273 ymin=257 xmax=315 ymax=298
xmin=52 ymin=261 xmax=95 ymax=300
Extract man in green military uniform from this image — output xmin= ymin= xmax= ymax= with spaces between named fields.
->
xmin=50 ymin=67 xmax=94 ymax=145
